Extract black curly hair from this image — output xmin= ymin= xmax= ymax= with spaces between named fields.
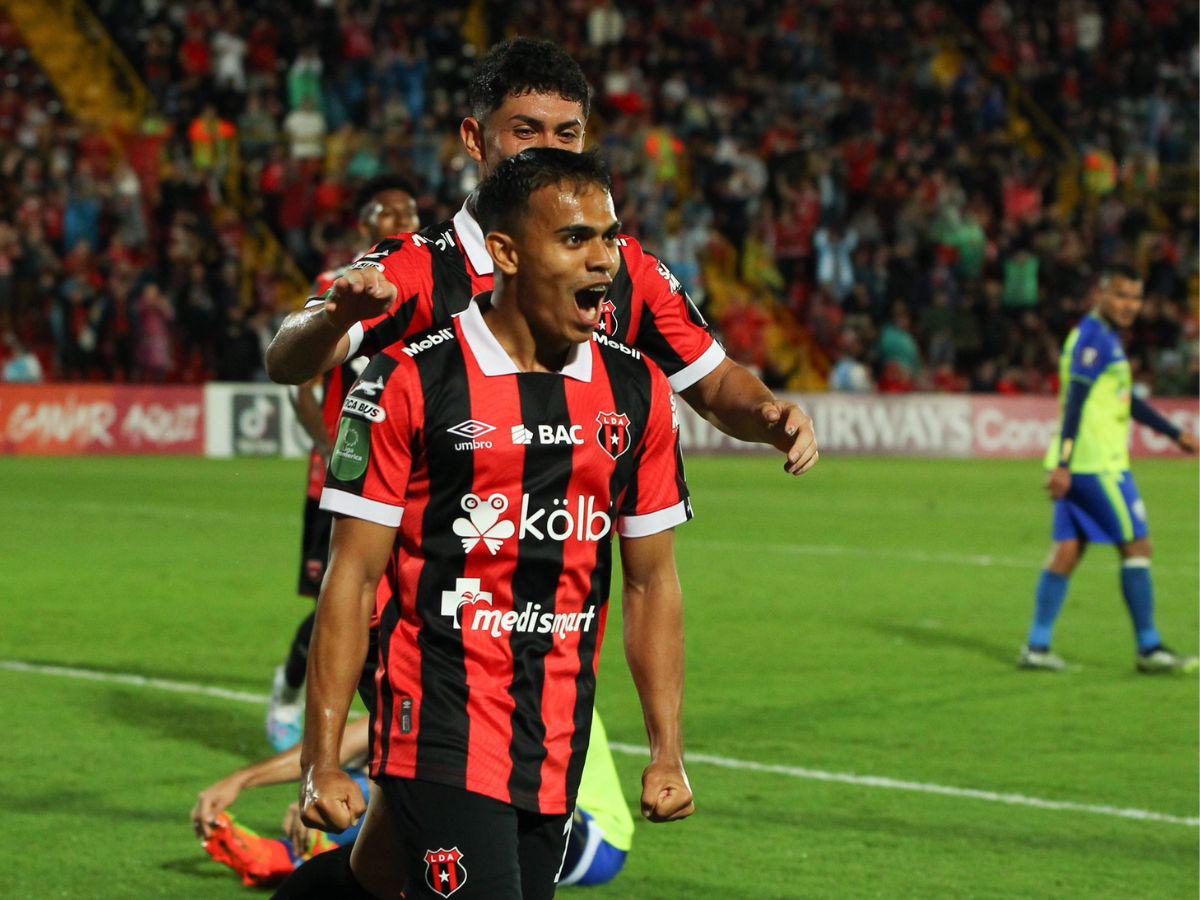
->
xmin=468 ymin=37 xmax=592 ymax=123
xmin=475 ymin=148 xmax=611 ymax=236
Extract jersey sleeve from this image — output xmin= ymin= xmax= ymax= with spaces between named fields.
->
xmin=625 ymin=237 xmax=725 ymax=393
xmin=320 ymin=350 xmax=423 ymax=527
xmin=617 ymin=363 xmax=693 ymax=537
xmin=1068 ymin=322 xmax=1115 ymax=383
xmin=339 ymin=237 xmax=435 ymax=362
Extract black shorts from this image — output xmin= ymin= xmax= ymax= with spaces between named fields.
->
xmin=298 ymin=497 xmax=333 ymax=597
xmin=379 ymin=777 xmax=571 ymax=900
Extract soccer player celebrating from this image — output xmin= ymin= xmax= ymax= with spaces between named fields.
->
xmin=268 ymin=175 xmax=421 ymax=751
xmin=298 ymin=149 xmax=695 ymax=899
xmin=1020 ymin=264 xmax=1198 ymax=673
xmin=265 ymin=37 xmax=818 ymax=477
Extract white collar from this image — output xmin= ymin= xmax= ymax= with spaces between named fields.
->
xmin=453 ymin=199 xmax=493 ymax=275
xmin=457 ymin=298 xmax=593 ymax=382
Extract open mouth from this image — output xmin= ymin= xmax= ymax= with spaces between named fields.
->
xmin=574 ymin=284 xmax=609 ymax=320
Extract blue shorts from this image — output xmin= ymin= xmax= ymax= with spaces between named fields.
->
xmin=1052 ymin=470 xmax=1149 ymax=545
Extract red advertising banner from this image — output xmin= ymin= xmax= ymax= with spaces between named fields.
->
xmin=0 ymin=385 xmax=205 ymax=455
xmin=971 ymin=395 xmax=1199 ymax=460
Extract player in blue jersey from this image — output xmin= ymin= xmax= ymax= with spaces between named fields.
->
xmin=1020 ymin=264 xmax=1197 ymax=673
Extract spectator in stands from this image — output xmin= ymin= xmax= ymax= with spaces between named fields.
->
xmin=2 ymin=331 xmax=43 ymax=382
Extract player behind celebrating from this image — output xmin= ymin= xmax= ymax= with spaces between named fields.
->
xmin=1020 ymin=264 xmax=1198 ymax=673
xmin=266 ymin=37 xmax=818 ymax=476
xmin=297 ymin=148 xmax=694 ymax=899
xmin=268 ymin=175 xmax=421 ymax=751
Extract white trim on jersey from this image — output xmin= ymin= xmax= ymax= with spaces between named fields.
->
xmin=617 ymin=499 xmax=690 ymax=538
xmin=320 ymin=487 xmax=404 ymax=527
xmin=341 ymin=321 xmax=366 ymax=364
xmin=456 ymin=299 xmax=593 ymax=382
xmin=667 ymin=341 xmax=725 ymax=393
xmin=304 ymin=297 xmax=325 ymax=309
xmin=453 ymin=200 xmax=493 ymax=275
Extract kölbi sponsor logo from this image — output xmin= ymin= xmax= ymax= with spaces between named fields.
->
xmin=446 ymin=419 xmax=495 ymax=451
xmin=451 ymin=491 xmax=611 ymax=555
xmin=440 ymin=577 xmax=597 ymax=640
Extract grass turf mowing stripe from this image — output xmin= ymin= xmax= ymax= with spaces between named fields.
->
xmin=5 ymin=658 xmax=1195 ymax=829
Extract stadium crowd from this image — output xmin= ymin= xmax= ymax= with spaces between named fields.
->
xmin=0 ymin=0 xmax=1195 ymax=394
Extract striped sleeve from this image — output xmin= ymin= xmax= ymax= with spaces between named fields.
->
xmin=625 ymin=237 xmax=724 ymax=392
xmin=321 ymin=350 xmax=423 ymax=527
xmin=342 ymin=237 xmax=436 ymax=361
xmin=617 ymin=362 xmax=692 ymax=537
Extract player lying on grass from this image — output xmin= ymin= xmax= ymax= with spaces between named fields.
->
xmin=1020 ymin=264 xmax=1198 ymax=673
xmin=265 ymin=37 xmax=818 ymax=478
xmin=297 ymin=148 xmax=694 ymax=899
xmin=192 ymin=710 xmax=633 ymax=890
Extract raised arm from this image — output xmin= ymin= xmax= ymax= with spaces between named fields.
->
xmin=619 ymin=528 xmax=694 ymax=823
xmin=266 ymin=268 xmax=397 ymax=384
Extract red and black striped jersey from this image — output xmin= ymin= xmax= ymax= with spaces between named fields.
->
xmin=335 ymin=200 xmax=725 ymax=393
xmin=320 ymin=299 xmax=691 ymax=815
xmin=305 ymin=266 xmax=369 ymax=500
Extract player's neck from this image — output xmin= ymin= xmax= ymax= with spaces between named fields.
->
xmin=483 ymin=291 xmax=572 ymax=374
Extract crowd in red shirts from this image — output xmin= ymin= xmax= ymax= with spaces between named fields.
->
xmin=1 ymin=0 xmax=1195 ymax=395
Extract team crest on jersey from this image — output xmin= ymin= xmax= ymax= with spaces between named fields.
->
xmin=596 ymin=411 xmax=632 ymax=460
xmin=424 ymin=847 xmax=467 ymax=897
xmin=597 ymin=298 xmax=618 ymax=335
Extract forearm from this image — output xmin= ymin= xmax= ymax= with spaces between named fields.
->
xmin=623 ymin=571 xmax=686 ymax=761
xmin=1130 ymin=395 xmax=1182 ymax=441
xmin=1056 ymin=378 xmax=1091 ymax=466
xmin=266 ymin=305 xmax=347 ymax=385
xmin=682 ymin=360 xmax=777 ymax=443
xmin=292 ymin=381 xmax=330 ymax=452
xmin=301 ymin=567 xmax=374 ymax=771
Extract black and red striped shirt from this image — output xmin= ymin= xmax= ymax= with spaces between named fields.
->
xmin=320 ymin=299 xmax=691 ymax=815
xmin=335 ymin=200 xmax=725 ymax=393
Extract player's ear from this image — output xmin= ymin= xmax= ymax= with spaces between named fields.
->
xmin=486 ymin=231 xmax=519 ymax=276
xmin=460 ymin=117 xmax=485 ymax=165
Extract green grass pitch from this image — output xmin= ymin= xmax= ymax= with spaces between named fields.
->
xmin=1 ymin=455 xmax=1196 ymax=898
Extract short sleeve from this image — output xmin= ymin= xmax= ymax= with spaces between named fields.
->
xmin=320 ymin=351 xmax=422 ymax=527
xmin=626 ymin=238 xmax=725 ymax=393
xmin=1068 ymin=323 xmax=1114 ymax=383
xmin=339 ymin=237 xmax=434 ymax=361
xmin=617 ymin=364 xmax=693 ymax=538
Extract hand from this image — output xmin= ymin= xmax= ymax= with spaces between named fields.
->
xmin=283 ymin=802 xmax=312 ymax=855
xmin=640 ymin=758 xmax=695 ymax=823
xmin=1045 ymin=466 xmax=1071 ymax=501
xmin=299 ymin=765 xmax=367 ymax=834
xmin=758 ymin=401 xmax=819 ymax=476
xmin=191 ymin=775 xmax=243 ymax=840
xmin=323 ymin=267 xmax=398 ymax=329
xmin=1177 ymin=432 xmax=1198 ymax=454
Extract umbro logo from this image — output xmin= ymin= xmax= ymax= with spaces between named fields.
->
xmin=447 ymin=420 xmax=495 ymax=439
xmin=448 ymin=419 xmax=495 ymax=451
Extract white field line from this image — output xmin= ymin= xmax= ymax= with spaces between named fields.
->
xmin=3 ymin=659 xmax=1196 ymax=829
xmin=685 ymin=539 xmax=1198 ymax=577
